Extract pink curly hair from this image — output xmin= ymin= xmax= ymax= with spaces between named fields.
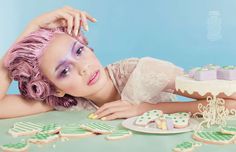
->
xmin=4 ymin=27 xmax=89 ymax=108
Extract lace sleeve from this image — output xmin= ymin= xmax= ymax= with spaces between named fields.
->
xmin=121 ymin=57 xmax=184 ymax=104
xmin=106 ymin=58 xmax=139 ymax=94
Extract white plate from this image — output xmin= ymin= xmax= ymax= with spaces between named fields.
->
xmin=122 ymin=116 xmax=199 ymax=134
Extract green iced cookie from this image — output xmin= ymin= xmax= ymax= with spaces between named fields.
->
xmin=1 ymin=142 xmax=28 ymax=152
xmin=106 ymin=129 xmax=132 ymax=140
xmin=80 ymin=122 xmax=115 ymax=134
xmin=193 ymin=131 xmax=236 ymax=144
xmin=29 ymin=133 xmax=59 ymax=144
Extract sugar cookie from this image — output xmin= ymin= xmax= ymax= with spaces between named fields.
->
xmin=106 ymin=129 xmax=132 ymax=141
xmin=60 ymin=124 xmax=94 ymax=138
xmin=135 ymin=110 xmax=163 ymax=126
xmin=29 ymin=133 xmax=59 ymax=144
xmin=8 ymin=122 xmax=44 ymax=137
xmin=173 ymin=141 xmax=201 ymax=152
xmin=193 ymin=131 xmax=236 ymax=144
xmin=80 ymin=122 xmax=115 ymax=134
xmin=1 ymin=142 xmax=29 ymax=152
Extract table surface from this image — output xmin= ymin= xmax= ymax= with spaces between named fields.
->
xmin=0 ymin=110 xmax=236 ymax=152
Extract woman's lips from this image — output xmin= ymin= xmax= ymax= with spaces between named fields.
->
xmin=87 ymin=70 xmax=100 ymax=86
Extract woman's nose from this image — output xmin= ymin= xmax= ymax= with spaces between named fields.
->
xmin=79 ymin=64 xmax=90 ymax=76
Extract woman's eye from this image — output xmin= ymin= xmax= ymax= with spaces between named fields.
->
xmin=76 ymin=47 xmax=84 ymax=56
xmin=60 ymin=67 xmax=70 ymax=78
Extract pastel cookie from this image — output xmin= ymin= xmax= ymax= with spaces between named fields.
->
xmin=221 ymin=126 xmax=236 ymax=135
xmin=173 ymin=141 xmax=201 ymax=152
xmin=193 ymin=131 xmax=236 ymax=144
xmin=155 ymin=116 xmax=174 ymax=130
xmin=135 ymin=110 xmax=163 ymax=126
xmin=106 ymin=129 xmax=132 ymax=141
xmin=29 ymin=133 xmax=59 ymax=144
xmin=164 ymin=112 xmax=190 ymax=129
xmin=217 ymin=66 xmax=236 ymax=80
xmin=9 ymin=122 xmax=44 ymax=137
xmin=60 ymin=124 xmax=94 ymax=138
xmin=41 ymin=123 xmax=61 ymax=134
xmin=80 ymin=122 xmax=115 ymax=134
xmin=1 ymin=142 xmax=29 ymax=152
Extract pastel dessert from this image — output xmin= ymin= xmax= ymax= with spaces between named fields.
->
xmin=29 ymin=132 xmax=59 ymax=144
xmin=221 ymin=126 xmax=236 ymax=135
xmin=41 ymin=123 xmax=61 ymax=134
xmin=173 ymin=141 xmax=201 ymax=152
xmin=193 ymin=131 xmax=236 ymax=144
xmin=106 ymin=129 xmax=132 ymax=141
xmin=80 ymin=122 xmax=115 ymax=134
xmin=60 ymin=124 xmax=94 ymax=138
xmin=8 ymin=122 xmax=44 ymax=137
xmin=135 ymin=110 xmax=163 ymax=126
xmin=155 ymin=116 xmax=174 ymax=130
xmin=188 ymin=67 xmax=201 ymax=78
xmin=163 ymin=112 xmax=190 ymax=129
xmin=193 ymin=68 xmax=217 ymax=81
xmin=204 ymin=64 xmax=221 ymax=70
xmin=1 ymin=142 xmax=29 ymax=152
xmin=217 ymin=66 xmax=236 ymax=80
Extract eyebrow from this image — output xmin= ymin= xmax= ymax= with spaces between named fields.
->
xmin=55 ymin=41 xmax=77 ymax=72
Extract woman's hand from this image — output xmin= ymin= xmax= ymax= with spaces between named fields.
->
xmin=17 ymin=6 xmax=96 ymax=42
xmin=94 ymin=100 xmax=155 ymax=121
xmin=31 ymin=6 xmax=96 ymax=35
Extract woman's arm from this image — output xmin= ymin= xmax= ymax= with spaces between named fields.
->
xmin=0 ymin=56 xmax=53 ymax=119
xmin=94 ymin=98 xmax=236 ymax=120
xmin=138 ymin=99 xmax=236 ymax=115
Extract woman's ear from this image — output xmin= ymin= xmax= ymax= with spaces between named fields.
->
xmin=54 ymin=89 xmax=65 ymax=97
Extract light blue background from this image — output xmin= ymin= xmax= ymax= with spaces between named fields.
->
xmin=1 ymin=0 xmax=236 ymax=97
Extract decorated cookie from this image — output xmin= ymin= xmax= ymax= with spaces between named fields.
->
xmin=173 ymin=141 xmax=201 ymax=152
xmin=9 ymin=122 xmax=44 ymax=137
xmin=221 ymin=126 xmax=236 ymax=135
xmin=1 ymin=142 xmax=29 ymax=152
xmin=80 ymin=122 xmax=115 ymax=134
xmin=29 ymin=132 xmax=59 ymax=144
xmin=164 ymin=112 xmax=190 ymax=129
xmin=60 ymin=124 xmax=94 ymax=138
xmin=217 ymin=66 xmax=236 ymax=80
xmin=106 ymin=129 xmax=132 ymax=141
xmin=155 ymin=116 xmax=174 ymax=130
xmin=135 ymin=110 xmax=163 ymax=126
xmin=193 ymin=131 xmax=236 ymax=144
xmin=41 ymin=123 xmax=61 ymax=134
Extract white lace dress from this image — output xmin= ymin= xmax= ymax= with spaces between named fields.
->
xmin=55 ymin=57 xmax=184 ymax=111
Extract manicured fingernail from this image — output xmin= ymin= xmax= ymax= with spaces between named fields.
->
xmin=88 ymin=113 xmax=94 ymax=119
xmin=93 ymin=18 xmax=97 ymax=22
xmin=85 ymin=25 xmax=89 ymax=31
xmin=101 ymin=117 xmax=107 ymax=121
xmin=92 ymin=115 xmax=97 ymax=119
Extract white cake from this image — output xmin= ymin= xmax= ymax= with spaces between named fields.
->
xmin=175 ymin=75 xmax=236 ymax=96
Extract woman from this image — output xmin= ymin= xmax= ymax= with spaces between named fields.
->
xmin=1 ymin=6 xmax=236 ymax=120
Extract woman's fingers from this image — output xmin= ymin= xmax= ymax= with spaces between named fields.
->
xmin=96 ymin=106 xmax=129 ymax=119
xmin=84 ymin=11 xmax=97 ymax=22
xmin=73 ymin=13 xmax=81 ymax=36
xmin=57 ymin=11 xmax=73 ymax=34
xmin=104 ymin=110 xmax=136 ymax=121
xmin=81 ymin=12 xmax=89 ymax=31
xmin=95 ymin=100 xmax=128 ymax=115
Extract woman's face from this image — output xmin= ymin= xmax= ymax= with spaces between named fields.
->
xmin=39 ymin=33 xmax=108 ymax=98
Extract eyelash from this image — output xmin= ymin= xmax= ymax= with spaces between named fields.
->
xmin=59 ymin=46 xmax=85 ymax=78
